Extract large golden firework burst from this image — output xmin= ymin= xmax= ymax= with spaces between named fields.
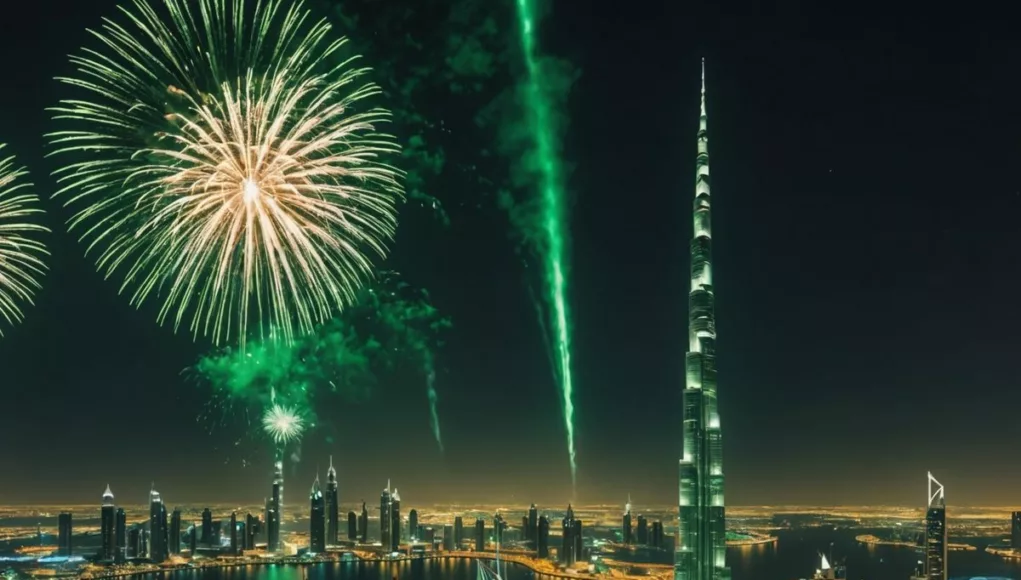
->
xmin=49 ymin=0 xmax=403 ymax=348
xmin=0 ymin=146 xmax=48 ymax=336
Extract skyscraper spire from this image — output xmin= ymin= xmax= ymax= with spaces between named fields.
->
xmin=676 ymin=60 xmax=730 ymax=580
xmin=327 ymin=455 xmax=336 ymax=479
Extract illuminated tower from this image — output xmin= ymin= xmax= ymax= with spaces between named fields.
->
xmin=390 ymin=488 xmax=401 ymax=551
xmin=527 ymin=504 xmax=538 ymax=548
xmin=310 ymin=475 xmax=326 ymax=553
xmin=380 ymin=482 xmax=392 ymax=549
xmin=148 ymin=486 xmax=167 ymax=563
xmin=925 ymin=472 xmax=946 ymax=580
xmin=101 ymin=485 xmax=116 ymax=560
xmin=267 ymin=457 xmax=283 ymax=552
xmin=326 ymin=456 xmax=339 ymax=546
xmin=623 ymin=494 xmax=633 ymax=545
xmin=676 ymin=60 xmax=730 ymax=580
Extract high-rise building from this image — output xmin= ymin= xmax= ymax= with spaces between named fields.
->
xmin=115 ymin=508 xmax=127 ymax=562
xmin=474 ymin=517 xmax=485 ymax=552
xmin=57 ymin=512 xmax=72 ymax=556
xmin=128 ymin=527 xmax=141 ymax=559
xmin=537 ymin=515 xmax=550 ymax=559
xmin=652 ymin=521 xmax=665 ymax=549
xmin=201 ymin=508 xmax=213 ymax=545
xmin=170 ymin=509 xmax=182 ymax=554
xmin=493 ymin=513 xmax=506 ymax=545
xmin=623 ymin=495 xmax=633 ymax=545
xmin=1012 ymin=511 xmax=1021 ymax=550
xmin=636 ymin=516 xmax=649 ymax=545
xmin=676 ymin=60 xmax=730 ymax=580
xmin=925 ymin=472 xmax=947 ymax=580
xmin=572 ymin=520 xmax=583 ymax=562
xmin=527 ymin=504 xmax=538 ymax=547
xmin=101 ymin=485 xmax=116 ymax=560
xmin=454 ymin=516 xmax=464 ymax=548
xmin=188 ymin=526 xmax=197 ymax=554
xmin=230 ymin=512 xmax=239 ymax=555
xmin=409 ymin=509 xmax=419 ymax=541
xmin=268 ymin=454 xmax=284 ymax=552
xmin=236 ymin=521 xmax=246 ymax=553
xmin=246 ymin=514 xmax=260 ymax=550
xmin=212 ymin=520 xmax=222 ymax=545
xmin=326 ymin=456 xmax=339 ymax=546
xmin=561 ymin=505 xmax=576 ymax=565
xmin=310 ymin=475 xmax=326 ymax=553
xmin=390 ymin=488 xmax=401 ymax=551
xmin=358 ymin=501 xmax=368 ymax=543
xmin=380 ymin=482 xmax=392 ymax=550
xmin=148 ymin=487 xmax=167 ymax=563
xmin=423 ymin=527 xmax=435 ymax=546
xmin=348 ymin=511 xmax=358 ymax=541
xmin=443 ymin=525 xmax=454 ymax=550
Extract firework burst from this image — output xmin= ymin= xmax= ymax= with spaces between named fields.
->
xmin=49 ymin=0 xmax=404 ymax=348
xmin=0 ymin=146 xmax=49 ymax=335
xmin=262 ymin=403 xmax=306 ymax=445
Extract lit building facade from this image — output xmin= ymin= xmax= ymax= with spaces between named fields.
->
xmin=267 ymin=456 xmax=283 ymax=552
xmin=676 ymin=60 xmax=730 ymax=580
xmin=1011 ymin=511 xmax=1021 ymax=550
xmin=925 ymin=472 xmax=947 ymax=580
xmin=623 ymin=495 xmax=633 ymax=545
xmin=148 ymin=487 xmax=167 ymax=563
xmin=326 ymin=457 xmax=339 ymax=546
xmin=380 ymin=483 xmax=392 ymax=550
xmin=390 ymin=488 xmax=401 ymax=551
xmin=310 ymin=475 xmax=326 ymax=553
xmin=101 ymin=485 xmax=116 ymax=561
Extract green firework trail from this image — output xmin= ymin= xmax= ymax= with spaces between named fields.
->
xmin=193 ymin=272 xmax=450 ymax=452
xmin=512 ymin=0 xmax=577 ymax=484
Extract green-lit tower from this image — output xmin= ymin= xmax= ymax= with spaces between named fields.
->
xmin=676 ymin=60 xmax=730 ymax=580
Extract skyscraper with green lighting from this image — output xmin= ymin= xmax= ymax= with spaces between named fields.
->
xmin=676 ymin=60 xmax=730 ymax=580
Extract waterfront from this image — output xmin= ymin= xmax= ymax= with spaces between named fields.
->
xmin=120 ymin=527 xmax=1021 ymax=580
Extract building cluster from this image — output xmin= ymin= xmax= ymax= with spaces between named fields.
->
xmin=620 ymin=496 xmax=667 ymax=550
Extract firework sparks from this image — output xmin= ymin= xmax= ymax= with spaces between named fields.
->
xmin=262 ymin=403 xmax=306 ymax=445
xmin=48 ymin=0 xmax=404 ymax=348
xmin=0 ymin=145 xmax=49 ymax=336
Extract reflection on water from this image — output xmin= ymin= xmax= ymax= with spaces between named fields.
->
xmin=149 ymin=531 xmax=1021 ymax=580
xmin=729 ymin=529 xmax=1021 ymax=580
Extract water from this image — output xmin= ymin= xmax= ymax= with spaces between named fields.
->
xmin=143 ymin=529 xmax=1021 ymax=580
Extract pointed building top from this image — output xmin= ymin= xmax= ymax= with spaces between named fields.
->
xmin=700 ymin=58 xmax=708 ymax=121
xmin=392 ymin=488 xmax=400 ymax=502
xmin=311 ymin=473 xmax=322 ymax=493
xmin=327 ymin=455 xmax=336 ymax=478
xmin=102 ymin=484 xmax=114 ymax=505
xmin=625 ymin=493 xmax=632 ymax=514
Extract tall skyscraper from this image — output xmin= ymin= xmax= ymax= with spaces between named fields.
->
xmin=57 ymin=512 xmax=72 ymax=556
xmin=230 ymin=512 xmax=239 ymax=555
xmin=246 ymin=514 xmax=260 ymax=550
xmin=201 ymin=508 xmax=213 ymax=545
xmin=623 ymin=495 xmax=633 ymax=545
xmin=443 ymin=525 xmax=454 ymax=550
xmin=474 ymin=517 xmax=485 ymax=552
xmin=310 ymin=475 xmax=326 ymax=553
xmin=358 ymin=501 xmax=368 ymax=543
xmin=925 ymin=472 xmax=947 ymax=580
xmin=170 ymin=509 xmax=182 ymax=554
xmin=128 ymin=527 xmax=140 ymax=559
xmin=1012 ymin=511 xmax=1021 ymax=550
xmin=652 ymin=521 xmax=665 ymax=549
xmin=268 ymin=455 xmax=284 ymax=552
xmin=348 ymin=511 xmax=358 ymax=541
xmin=454 ymin=516 xmax=464 ymax=548
xmin=561 ymin=505 xmax=577 ymax=565
xmin=391 ymin=488 xmax=402 ymax=551
xmin=326 ymin=456 xmax=339 ymax=546
xmin=148 ymin=487 xmax=167 ymax=563
xmin=676 ymin=60 xmax=730 ymax=580
xmin=409 ymin=508 xmax=419 ymax=541
xmin=115 ymin=508 xmax=127 ymax=562
xmin=636 ymin=515 xmax=649 ymax=545
xmin=101 ymin=485 xmax=116 ymax=560
xmin=537 ymin=515 xmax=550 ymax=559
xmin=527 ymin=504 xmax=538 ymax=547
xmin=493 ymin=513 xmax=506 ymax=545
xmin=380 ymin=482 xmax=392 ymax=550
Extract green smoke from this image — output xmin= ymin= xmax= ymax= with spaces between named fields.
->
xmin=194 ymin=271 xmax=450 ymax=452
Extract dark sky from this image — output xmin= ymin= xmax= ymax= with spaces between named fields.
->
xmin=2 ymin=0 xmax=1021 ymax=508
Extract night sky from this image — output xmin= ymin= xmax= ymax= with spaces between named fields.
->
xmin=2 ymin=0 xmax=1020 ymax=508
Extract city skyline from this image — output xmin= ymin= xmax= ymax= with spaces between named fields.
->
xmin=2 ymin=0 xmax=1021 ymax=510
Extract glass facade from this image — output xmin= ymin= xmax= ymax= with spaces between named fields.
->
xmin=676 ymin=61 xmax=730 ymax=580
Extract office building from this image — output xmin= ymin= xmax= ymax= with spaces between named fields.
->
xmin=115 ymin=508 xmax=127 ymax=562
xmin=925 ymin=472 xmax=947 ymax=580
xmin=1012 ymin=511 xmax=1021 ymax=550
xmin=390 ymin=488 xmax=401 ymax=551
xmin=201 ymin=508 xmax=213 ymax=545
xmin=348 ymin=511 xmax=358 ymax=541
xmin=267 ymin=454 xmax=284 ymax=552
xmin=380 ymin=482 xmax=392 ymax=550
xmin=58 ymin=512 xmax=72 ymax=556
xmin=474 ymin=517 xmax=485 ymax=551
xmin=561 ymin=505 xmax=577 ymax=565
xmin=326 ymin=456 xmax=339 ymax=546
xmin=359 ymin=501 xmax=368 ymax=543
xmin=623 ymin=495 xmax=633 ymax=545
xmin=537 ymin=515 xmax=550 ymax=559
xmin=637 ymin=515 xmax=649 ymax=545
xmin=443 ymin=525 xmax=454 ymax=550
xmin=409 ymin=509 xmax=419 ymax=541
xmin=527 ymin=504 xmax=538 ymax=547
xmin=101 ymin=485 xmax=116 ymax=560
xmin=454 ymin=516 xmax=464 ymax=548
xmin=310 ymin=475 xmax=326 ymax=553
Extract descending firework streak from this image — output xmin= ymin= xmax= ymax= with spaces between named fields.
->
xmin=48 ymin=0 xmax=404 ymax=348
xmin=0 ymin=146 xmax=49 ymax=336
xmin=513 ymin=0 xmax=577 ymax=483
